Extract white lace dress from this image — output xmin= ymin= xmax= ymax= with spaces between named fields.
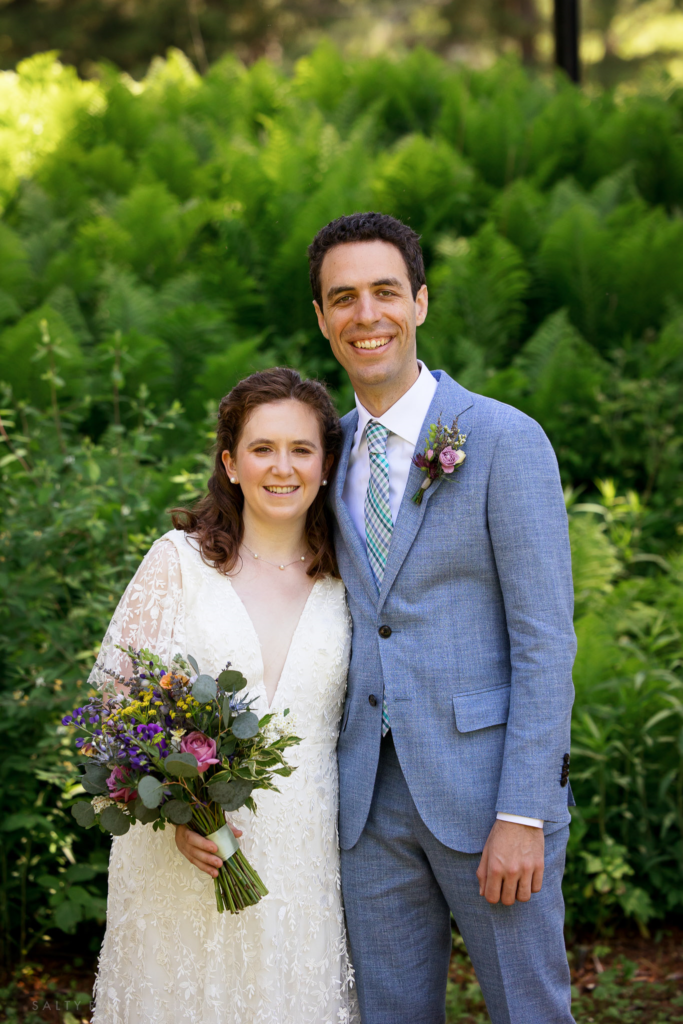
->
xmin=89 ymin=529 xmax=359 ymax=1024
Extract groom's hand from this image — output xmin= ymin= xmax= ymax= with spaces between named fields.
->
xmin=476 ymin=819 xmax=544 ymax=905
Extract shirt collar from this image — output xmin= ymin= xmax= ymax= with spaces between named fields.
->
xmin=354 ymin=361 xmax=437 ymax=447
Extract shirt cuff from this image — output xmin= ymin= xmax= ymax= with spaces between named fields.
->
xmin=496 ymin=812 xmax=544 ymax=828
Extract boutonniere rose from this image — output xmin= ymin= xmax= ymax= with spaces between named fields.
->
xmin=412 ymin=416 xmax=467 ymax=504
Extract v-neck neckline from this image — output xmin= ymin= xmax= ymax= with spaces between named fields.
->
xmin=226 ymin=576 xmax=324 ymax=710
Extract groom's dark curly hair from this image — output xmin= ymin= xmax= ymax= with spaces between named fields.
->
xmin=308 ymin=212 xmax=425 ymax=308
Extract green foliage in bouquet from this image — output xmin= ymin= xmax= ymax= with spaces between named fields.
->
xmin=63 ymin=649 xmax=300 ymax=913
xmin=1 ymin=44 xmax=683 ymax=962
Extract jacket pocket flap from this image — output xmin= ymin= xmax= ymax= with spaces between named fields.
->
xmin=453 ymin=685 xmax=511 ymax=733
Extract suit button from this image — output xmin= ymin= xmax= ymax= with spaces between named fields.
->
xmin=563 ymin=753 xmax=571 ymax=765
xmin=378 ymin=625 xmax=392 ymax=639
xmin=368 ymin=694 xmax=378 ymax=707
xmin=560 ymin=778 xmax=568 ymax=787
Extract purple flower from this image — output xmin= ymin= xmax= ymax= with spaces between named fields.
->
xmin=62 ymin=715 xmax=72 ymax=725
xmin=106 ymin=766 xmax=137 ymax=803
xmin=438 ymin=446 xmax=466 ymax=474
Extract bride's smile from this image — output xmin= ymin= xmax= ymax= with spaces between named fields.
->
xmin=222 ymin=398 xmax=332 ymax=533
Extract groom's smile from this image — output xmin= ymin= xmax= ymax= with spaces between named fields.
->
xmin=313 ymin=239 xmax=428 ymax=414
xmin=350 ymin=336 xmax=394 ymax=351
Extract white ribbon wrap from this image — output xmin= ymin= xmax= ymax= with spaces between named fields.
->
xmin=207 ymin=822 xmax=240 ymax=861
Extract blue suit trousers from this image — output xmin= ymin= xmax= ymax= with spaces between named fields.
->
xmin=341 ymin=735 xmax=575 ymax=1024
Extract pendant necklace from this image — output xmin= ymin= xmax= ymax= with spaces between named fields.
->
xmin=242 ymin=542 xmax=307 ymax=571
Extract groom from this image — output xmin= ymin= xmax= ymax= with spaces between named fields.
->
xmin=309 ymin=212 xmax=577 ymax=1024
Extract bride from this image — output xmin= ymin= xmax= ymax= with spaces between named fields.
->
xmin=89 ymin=367 xmax=359 ymax=1024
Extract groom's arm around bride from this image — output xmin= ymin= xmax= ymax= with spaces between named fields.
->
xmin=310 ymin=212 xmax=577 ymax=1024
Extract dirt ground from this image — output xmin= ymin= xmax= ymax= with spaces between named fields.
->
xmin=3 ymin=929 xmax=683 ymax=1023
xmin=446 ymin=927 xmax=683 ymax=1023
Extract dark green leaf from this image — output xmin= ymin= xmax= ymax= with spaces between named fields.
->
xmin=137 ymin=775 xmax=165 ymax=808
xmin=163 ymin=752 xmax=199 ymax=778
xmin=133 ymin=796 xmax=160 ymax=823
xmin=218 ymin=669 xmax=248 ymax=692
xmin=54 ymin=900 xmax=83 ymax=933
xmin=221 ymin=735 xmax=236 ymax=756
xmin=162 ymin=798 xmax=193 ymax=824
xmin=64 ymin=864 xmax=98 ymax=882
xmin=81 ymin=774 xmax=109 ymax=795
xmin=192 ymin=674 xmax=217 ymax=703
xmin=231 ymin=711 xmax=259 ymax=740
xmin=208 ymin=778 xmax=254 ymax=811
xmin=99 ymin=805 xmax=131 ymax=835
xmin=71 ymin=801 xmax=96 ymax=828
xmin=83 ymin=763 xmax=111 ymax=785
xmin=221 ymin=694 xmax=232 ymax=727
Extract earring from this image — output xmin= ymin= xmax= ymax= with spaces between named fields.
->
xmin=230 ymin=477 xmax=237 ymax=484
xmin=322 ymin=479 xmax=328 ymax=486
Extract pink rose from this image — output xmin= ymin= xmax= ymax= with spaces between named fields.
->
xmin=106 ymin=766 xmax=137 ymax=803
xmin=438 ymin=446 xmax=466 ymax=474
xmin=180 ymin=731 xmax=219 ymax=773
xmin=426 ymin=449 xmax=435 ymax=461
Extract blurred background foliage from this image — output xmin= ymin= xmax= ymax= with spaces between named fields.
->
xmin=0 ymin=36 xmax=683 ymax=978
xmin=3 ymin=0 xmax=683 ymax=90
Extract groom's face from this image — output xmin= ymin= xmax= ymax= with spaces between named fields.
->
xmin=313 ymin=240 xmax=428 ymax=393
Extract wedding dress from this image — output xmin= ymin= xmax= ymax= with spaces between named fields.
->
xmin=89 ymin=529 xmax=359 ymax=1024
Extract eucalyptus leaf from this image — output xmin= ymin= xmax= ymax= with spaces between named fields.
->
xmin=99 ymin=805 xmax=131 ymax=836
xmin=218 ymin=669 xmax=248 ymax=692
xmin=162 ymin=799 xmax=193 ymax=825
xmin=133 ymin=796 xmax=160 ymax=824
xmin=187 ymin=654 xmax=200 ymax=675
xmin=137 ymin=775 xmax=165 ymax=808
xmin=208 ymin=778 xmax=254 ymax=811
xmin=83 ymin=763 xmax=110 ymax=786
xmin=163 ymin=752 xmax=199 ymax=778
xmin=71 ymin=801 xmax=96 ymax=828
xmin=81 ymin=775 xmax=109 ymax=795
xmin=231 ymin=711 xmax=259 ymax=740
xmin=192 ymin=674 xmax=217 ymax=704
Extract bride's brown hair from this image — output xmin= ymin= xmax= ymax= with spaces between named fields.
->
xmin=171 ymin=367 xmax=342 ymax=579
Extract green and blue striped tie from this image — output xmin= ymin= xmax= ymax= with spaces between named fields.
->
xmin=364 ymin=420 xmax=392 ymax=737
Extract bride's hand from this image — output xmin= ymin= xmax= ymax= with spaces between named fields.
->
xmin=175 ymin=823 xmax=243 ymax=878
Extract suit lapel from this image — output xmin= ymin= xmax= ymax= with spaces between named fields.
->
xmin=376 ymin=372 xmax=474 ymax=614
xmin=331 ymin=410 xmax=379 ymax=605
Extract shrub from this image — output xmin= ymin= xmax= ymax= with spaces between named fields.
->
xmin=1 ymin=45 xmax=682 ymax=960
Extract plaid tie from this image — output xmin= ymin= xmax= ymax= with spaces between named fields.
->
xmin=364 ymin=420 xmax=393 ymax=737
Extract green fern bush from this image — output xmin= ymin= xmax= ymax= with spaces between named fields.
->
xmin=1 ymin=44 xmax=683 ymax=960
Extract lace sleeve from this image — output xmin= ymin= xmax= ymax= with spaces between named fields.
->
xmin=88 ymin=538 xmax=186 ymax=692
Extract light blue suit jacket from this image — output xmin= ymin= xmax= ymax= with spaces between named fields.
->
xmin=332 ymin=370 xmax=576 ymax=853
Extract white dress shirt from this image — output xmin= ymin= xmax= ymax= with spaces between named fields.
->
xmin=342 ymin=361 xmax=543 ymax=830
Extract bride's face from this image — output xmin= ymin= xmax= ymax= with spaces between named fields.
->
xmin=222 ymin=400 xmax=331 ymax=525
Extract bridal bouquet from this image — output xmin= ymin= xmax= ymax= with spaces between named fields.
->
xmin=62 ymin=648 xmax=300 ymax=914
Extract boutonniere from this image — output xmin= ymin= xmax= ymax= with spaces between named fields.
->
xmin=411 ymin=416 xmax=467 ymax=505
